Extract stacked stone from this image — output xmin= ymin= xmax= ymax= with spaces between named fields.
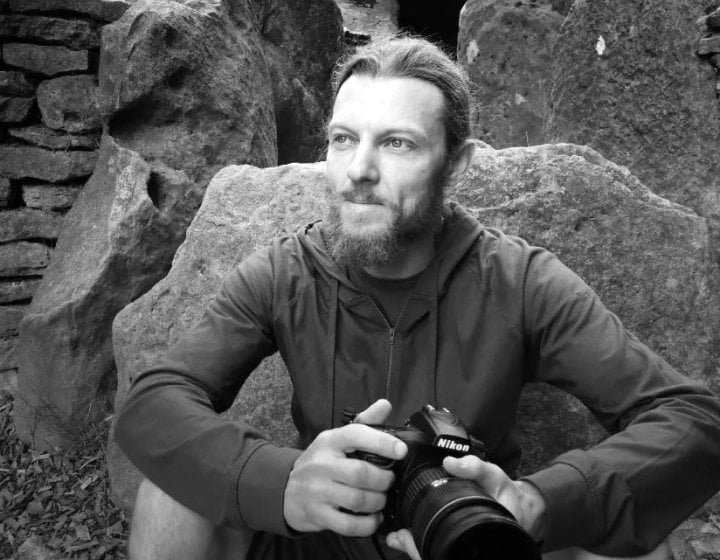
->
xmin=0 ymin=0 xmax=129 ymax=390
xmin=698 ymin=0 xmax=720 ymax=97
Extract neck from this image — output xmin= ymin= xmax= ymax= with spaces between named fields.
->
xmin=362 ymin=234 xmax=436 ymax=279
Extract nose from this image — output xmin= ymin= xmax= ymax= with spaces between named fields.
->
xmin=346 ymin=141 xmax=379 ymax=184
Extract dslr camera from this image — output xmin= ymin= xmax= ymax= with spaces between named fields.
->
xmin=345 ymin=404 xmax=541 ymax=560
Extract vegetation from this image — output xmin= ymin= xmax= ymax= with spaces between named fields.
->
xmin=0 ymin=391 xmax=129 ymax=559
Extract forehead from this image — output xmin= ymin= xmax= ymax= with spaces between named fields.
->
xmin=330 ymin=75 xmax=446 ymax=139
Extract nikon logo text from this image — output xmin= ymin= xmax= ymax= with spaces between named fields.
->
xmin=436 ymin=438 xmax=470 ymax=453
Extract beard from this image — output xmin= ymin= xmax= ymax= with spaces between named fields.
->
xmin=325 ymin=164 xmax=449 ymax=269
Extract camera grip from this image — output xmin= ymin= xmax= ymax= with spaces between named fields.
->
xmin=347 ymin=450 xmax=396 ymax=469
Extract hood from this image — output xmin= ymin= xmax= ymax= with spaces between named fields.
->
xmin=295 ymin=201 xmax=484 ymax=291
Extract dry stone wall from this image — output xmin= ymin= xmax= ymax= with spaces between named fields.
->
xmin=0 ymin=0 xmax=130 ymax=393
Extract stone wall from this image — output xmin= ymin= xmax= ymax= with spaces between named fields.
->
xmin=0 ymin=0 xmax=130 ymax=393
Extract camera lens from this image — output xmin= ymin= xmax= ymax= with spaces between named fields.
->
xmin=400 ymin=467 xmax=541 ymax=560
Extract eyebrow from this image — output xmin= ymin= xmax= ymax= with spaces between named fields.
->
xmin=326 ymin=121 xmax=429 ymax=142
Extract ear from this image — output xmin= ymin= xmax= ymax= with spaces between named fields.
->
xmin=446 ymin=140 xmax=475 ymax=185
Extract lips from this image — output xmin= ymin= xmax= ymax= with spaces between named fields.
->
xmin=343 ymin=195 xmax=384 ymax=205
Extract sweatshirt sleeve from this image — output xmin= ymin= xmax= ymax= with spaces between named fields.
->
xmin=114 ymin=248 xmax=302 ymax=534
xmin=519 ymin=249 xmax=720 ymax=555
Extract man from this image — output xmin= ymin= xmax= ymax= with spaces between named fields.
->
xmin=115 ymin=36 xmax=720 ymax=560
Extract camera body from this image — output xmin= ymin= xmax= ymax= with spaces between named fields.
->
xmin=346 ymin=404 xmax=485 ymax=530
xmin=345 ymin=404 xmax=541 ymax=560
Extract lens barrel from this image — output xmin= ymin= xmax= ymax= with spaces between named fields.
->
xmin=400 ymin=467 xmax=541 ymax=560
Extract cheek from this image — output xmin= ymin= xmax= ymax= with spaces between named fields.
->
xmin=325 ymin=157 xmax=345 ymax=190
xmin=396 ymin=167 xmax=436 ymax=209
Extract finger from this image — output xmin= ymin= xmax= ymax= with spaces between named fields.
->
xmin=443 ymin=455 xmax=509 ymax=498
xmin=332 ymin=484 xmax=387 ymax=514
xmin=354 ymin=398 xmax=392 ymax=425
xmin=386 ymin=529 xmax=421 ymax=560
xmin=333 ymin=422 xmax=407 ymax=460
xmin=335 ymin=456 xmax=395 ymax=491
xmin=324 ymin=508 xmax=383 ymax=537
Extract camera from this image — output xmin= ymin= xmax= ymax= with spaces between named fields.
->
xmin=344 ymin=404 xmax=541 ymax=560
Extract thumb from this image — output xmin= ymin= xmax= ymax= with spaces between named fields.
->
xmin=354 ymin=399 xmax=392 ymax=425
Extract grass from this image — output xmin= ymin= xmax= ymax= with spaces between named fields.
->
xmin=0 ymin=390 xmax=129 ymax=560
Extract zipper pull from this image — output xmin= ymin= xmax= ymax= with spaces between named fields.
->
xmin=389 ymin=328 xmax=395 ymax=345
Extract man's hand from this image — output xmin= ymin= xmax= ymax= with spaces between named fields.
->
xmin=386 ymin=455 xmax=547 ymax=560
xmin=283 ymin=399 xmax=407 ymax=536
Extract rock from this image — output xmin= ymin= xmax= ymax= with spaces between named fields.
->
xmin=0 ymin=209 xmax=63 ymax=242
xmin=15 ymin=536 xmax=59 ymax=560
xmin=22 ymin=183 xmax=83 ymax=210
xmin=258 ymin=0 xmax=343 ymax=163
xmin=0 ymin=177 xmax=11 ymax=208
xmin=669 ymin=518 xmax=712 ymax=560
xmin=0 ymin=305 xmax=25 ymax=337
xmin=0 ymin=71 xmax=35 ymax=96
xmin=8 ymin=125 xmax=100 ymax=150
xmin=690 ymin=533 xmax=720 ymax=557
xmin=708 ymin=8 xmax=720 ymax=29
xmin=2 ymin=43 xmax=89 ymax=76
xmin=545 ymin=0 xmax=720 ymax=219
xmin=0 ymin=279 xmax=41 ymax=304
xmin=0 ymin=370 xmax=18 ymax=394
xmin=100 ymin=0 xmax=277 ymax=188
xmin=0 ymin=95 xmax=34 ymax=124
xmin=335 ymin=0 xmax=399 ymax=40
xmin=13 ymin=134 xmax=203 ymax=450
xmin=0 ymin=15 xmax=102 ymax=50
xmin=0 ymin=146 xmax=97 ymax=182
xmin=0 ymin=338 xmax=18 ymax=372
xmin=698 ymin=35 xmax=720 ymax=54
xmin=458 ymin=0 xmax=564 ymax=148
xmin=37 ymin=75 xmax=101 ymax=133
xmin=550 ymin=0 xmax=574 ymax=14
xmin=0 ymin=242 xmax=50 ymax=277
xmin=109 ymin=161 xmax=326 ymax=509
xmin=450 ymin=143 xmax=720 ymax=470
xmin=8 ymin=0 xmax=131 ymax=22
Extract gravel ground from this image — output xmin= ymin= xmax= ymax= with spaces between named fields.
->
xmin=0 ymin=391 xmax=129 ymax=560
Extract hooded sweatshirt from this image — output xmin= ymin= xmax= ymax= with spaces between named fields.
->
xmin=115 ymin=203 xmax=720 ymax=555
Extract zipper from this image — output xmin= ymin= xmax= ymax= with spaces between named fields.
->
xmin=385 ymin=327 xmax=396 ymax=398
xmin=365 ymin=295 xmax=410 ymax=401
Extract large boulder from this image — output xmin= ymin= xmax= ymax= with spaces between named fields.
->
xmin=13 ymin=135 xmax=204 ymax=448
xmin=545 ymin=0 xmax=720 ymax=220
xmin=109 ymin=162 xmax=326 ymax=508
xmin=109 ymin=143 xmax=720 ymax=508
xmin=458 ymin=0 xmax=565 ymax=148
xmin=452 ymin=143 xmax=720 ymax=472
xmin=99 ymin=0 xmax=278 ymax=187
xmin=13 ymin=0 xmax=302 ymax=448
xmin=256 ymin=0 xmax=343 ymax=164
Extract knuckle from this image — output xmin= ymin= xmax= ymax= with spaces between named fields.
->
xmin=355 ymin=462 xmax=374 ymax=487
xmin=316 ymin=429 xmax=334 ymax=446
xmin=333 ymin=515 xmax=352 ymax=535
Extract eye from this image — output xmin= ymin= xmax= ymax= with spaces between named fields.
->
xmin=331 ymin=133 xmax=353 ymax=146
xmin=385 ymin=137 xmax=411 ymax=150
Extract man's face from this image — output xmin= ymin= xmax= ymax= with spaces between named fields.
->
xmin=325 ymin=75 xmax=450 ymax=268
